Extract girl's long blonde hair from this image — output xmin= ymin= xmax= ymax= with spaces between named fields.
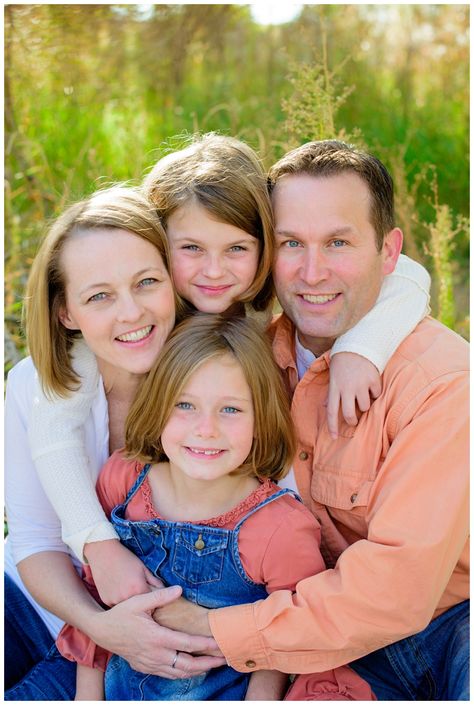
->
xmin=126 ymin=313 xmax=295 ymax=482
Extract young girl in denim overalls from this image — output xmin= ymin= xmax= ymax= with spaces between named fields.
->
xmin=57 ymin=314 xmax=375 ymax=701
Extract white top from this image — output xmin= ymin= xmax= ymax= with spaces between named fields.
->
xmin=4 ymin=355 xmax=110 ymax=637
xmin=5 ymin=254 xmax=430 ymax=632
xmin=331 ymin=253 xmax=431 ymax=369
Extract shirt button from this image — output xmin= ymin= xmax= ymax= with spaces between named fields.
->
xmin=350 ymin=493 xmax=358 ymax=503
xmin=299 ymin=451 xmax=308 ymax=461
xmin=245 ymin=660 xmax=257 ymax=668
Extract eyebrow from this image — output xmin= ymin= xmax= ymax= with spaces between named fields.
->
xmin=179 ymin=393 xmax=253 ymax=403
xmin=79 ymin=267 xmax=166 ymax=296
xmin=170 ymin=234 xmax=257 ymax=245
xmin=275 ymin=226 xmax=356 ymax=239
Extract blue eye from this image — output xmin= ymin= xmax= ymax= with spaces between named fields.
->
xmin=176 ymin=401 xmax=193 ymax=410
xmin=229 ymin=245 xmax=246 ymax=252
xmin=138 ymin=278 xmax=157 ymax=287
xmin=332 ymin=239 xmax=346 ymax=247
xmin=182 ymin=245 xmax=201 ymax=252
xmin=285 ymin=240 xmax=301 ymax=248
xmin=222 ymin=406 xmax=240 ymax=414
xmin=88 ymin=292 xmax=108 ymax=303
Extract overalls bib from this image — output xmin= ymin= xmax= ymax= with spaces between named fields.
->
xmin=105 ymin=464 xmax=298 ymax=701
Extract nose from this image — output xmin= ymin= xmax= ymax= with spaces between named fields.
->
xmin=115 ymin=293 xmax=144 ymax=323
xmin=300 ymin=247 xmax=330 ymax=285
xmin=202 ymin=253 xmax=225 ymax=279
xmin=195 ymin=412 xmax=219 ymax=439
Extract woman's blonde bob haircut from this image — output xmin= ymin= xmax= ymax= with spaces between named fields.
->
xmin=142 ymin=133 xmax=275 ymax=314
xmin=24 ymin=186 xmax=179 ymax=398
xmin=126 ymin=313 xmax=295 ymax=482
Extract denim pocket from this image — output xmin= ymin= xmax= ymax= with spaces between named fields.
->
xmin=172 ymin=527 xmax=228 ymax=585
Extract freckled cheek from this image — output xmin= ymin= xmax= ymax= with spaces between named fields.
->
xmin=170 ymin=256 xmax=194 ymax=292
xmin=236 ymin=257 xmax=259 ymax=287
xmin=161 ymin=421 xmax=185 ymax=454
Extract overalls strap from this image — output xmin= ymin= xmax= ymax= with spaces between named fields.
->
xmin=234 ymin=487 xmax=301 ymax=532
xmin=120 ymin=463 xmax=153 ymax=508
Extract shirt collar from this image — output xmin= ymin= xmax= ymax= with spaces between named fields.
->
xmin=295 ymin=334 xmax=318 ymax=381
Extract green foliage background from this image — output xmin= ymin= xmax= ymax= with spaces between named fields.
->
xmin=5 ymin=4 xmax=470 ymax=371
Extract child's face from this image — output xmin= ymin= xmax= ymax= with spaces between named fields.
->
xmin=161 ymin=353 xmax=255 ymax=484
xmin=166 ymin=202 xmax=260 ymax=313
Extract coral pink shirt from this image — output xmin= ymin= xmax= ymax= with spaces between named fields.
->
xmin=57 ymin=452 xmax=325 ymax=669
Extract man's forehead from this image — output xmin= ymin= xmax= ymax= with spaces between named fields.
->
xmin=272 ymin=170 xmax=370 ymax=196
xmin=272 ymin=172 xmax=372 ymax=224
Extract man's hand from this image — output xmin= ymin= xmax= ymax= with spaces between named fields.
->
xmin=153 ymin=595 xmax=221 ymax=652
xmin=327 ymin=352 xmax=382 ymax=439
xmin=84 ymin=586 xmax=225 ymax=677
xmin=85 ymin=539 xmax=163 ymax=606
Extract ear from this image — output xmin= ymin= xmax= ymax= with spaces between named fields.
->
xmin=382 ymin=227 xmax=403 ymax=275
xmin=58 ymin=305 xmax=79 ymax=331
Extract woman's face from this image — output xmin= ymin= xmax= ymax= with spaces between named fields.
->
xmin=59 ymin=228 xmax=176 ymax=379
xmin=166 ymin=201 xmax=260 ymax=313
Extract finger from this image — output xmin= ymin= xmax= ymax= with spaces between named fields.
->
xmin=369 ymin=378 xmax=382 ymax=399
xmin=158 ymin=626 xmax=220 ymax=656
xmin=326 ymin=387 xmax=341 ymax=439
xmin=144 ymin=569 xmax=165 ymax=589
xmin=356 ymin=389 xmax=371 ymax=413
xmin=172 ymin=652 xmax=227 ymax=678
xmin=341 ymin=395 xmax=358 ymax=426
xmin=131 ymin=585 xmax=182 ymax=612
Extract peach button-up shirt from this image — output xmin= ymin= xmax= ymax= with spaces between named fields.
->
xmin=209 ymin=315 xmax=469 ymax=674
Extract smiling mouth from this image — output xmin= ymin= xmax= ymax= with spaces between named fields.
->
xmin=196 ymin=285 xmax=232 ymax=295
xmin=186 ymin=447 xmax=224 ymax=457
xmin=301 ymin=294 xmax=338 ymax=304
xmin=116 ymin=325 xmax=153 ymax=342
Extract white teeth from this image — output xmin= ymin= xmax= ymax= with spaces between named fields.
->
xmin=116 ymin=325 xmax=152 ymax=342
xmin=189 ymin=448 xmax=221 ymax=455
xmin=302 ymin=294 xmax=338 ymax=304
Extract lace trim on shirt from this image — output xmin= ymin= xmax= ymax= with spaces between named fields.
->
xmin=135 ymin=464 xmax=277 ymax=526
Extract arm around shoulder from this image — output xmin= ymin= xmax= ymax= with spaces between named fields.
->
xmin=209 ymin=363 xmax=469 ymax=674
xmin=26 ymin=339 xmax=117 ymax=561
xmin=332 ymin=253 xmax=431 ymax=373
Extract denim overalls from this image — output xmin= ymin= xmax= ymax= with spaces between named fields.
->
xmin=105 ymin=464 xmax=298 ymax=701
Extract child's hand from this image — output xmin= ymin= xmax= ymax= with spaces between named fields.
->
xmin=327 ymin=352 xmax=382 ymax=439
xmin=85 ymin=539 xmax=163 ymax=606
xmin=244 ymin=671 xmax=289 ymax=701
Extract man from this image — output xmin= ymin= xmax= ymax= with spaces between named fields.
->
xmin=159 ymin=140 xmax=470 ymax=700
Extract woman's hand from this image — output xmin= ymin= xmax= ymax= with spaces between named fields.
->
xmin=85 ymin=586 xmax=226 ymax=678
xmin=327 ymin=352 xmax=382 ymax=439
xmin=85 ymin=539 xmax=163 ymax=606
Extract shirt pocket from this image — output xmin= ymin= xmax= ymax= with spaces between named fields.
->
xmin=311 ymin=419 xmax=376 ymax=514
xmin=311 ymin=465 xmax=374 ymax=513
xmin=172 ymin=527 xmax=229 ymax=585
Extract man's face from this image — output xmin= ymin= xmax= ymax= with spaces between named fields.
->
xmin=272 ymin=172 xmax=401 ymax=356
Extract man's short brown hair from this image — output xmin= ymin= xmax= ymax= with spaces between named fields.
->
xmin=268 ymin=140 xmax=394 ymax=251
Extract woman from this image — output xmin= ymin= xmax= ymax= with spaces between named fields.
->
xmin=4 ymin=186 xmax=222 ymax=700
